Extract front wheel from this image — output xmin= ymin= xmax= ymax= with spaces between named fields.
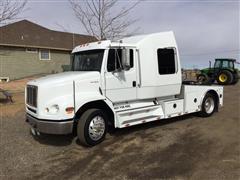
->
xmin=197 ymin=74 xmax=209 ymax=84
xmin=77 ymin=109 xmax=108 ymax=146
xmin=199 ymin=93 xmax=217 ymax=117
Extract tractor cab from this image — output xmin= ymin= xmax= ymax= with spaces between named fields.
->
xmin=213 ymin=59 xmax=235 ymax=70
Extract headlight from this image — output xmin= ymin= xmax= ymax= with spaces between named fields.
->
xmin=45 ymin=104 xmax=59 ymax=114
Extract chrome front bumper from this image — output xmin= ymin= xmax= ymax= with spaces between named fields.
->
xmin=26 ymin=114 xmax=73 ymax=135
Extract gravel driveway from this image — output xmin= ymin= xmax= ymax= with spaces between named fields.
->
xmin=0 ymin=82 xmax=239 ymax=180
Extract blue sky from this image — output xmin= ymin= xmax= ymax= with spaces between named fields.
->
xmin=21 ymin=0 xmax=239 ymax=68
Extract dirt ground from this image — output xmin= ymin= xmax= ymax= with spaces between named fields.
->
xmin=0 ymin=77 xmax=239 ymax=180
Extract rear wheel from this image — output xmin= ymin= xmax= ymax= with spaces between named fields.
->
xmin=232 ymin=78 xmax=239 ymax=84
xmin=77 ymin=109 xmax=108 ymax=146
xmin=217 ymin=70 xmax=233 ymax=85
xmin=199 ymin=93 xmax=217 ymax=117
xmin=231 ymin=73 xmax=239 ymax=84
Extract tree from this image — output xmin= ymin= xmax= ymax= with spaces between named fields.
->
xmin=0 ymin=0 xmax=27 ymax=25
xmin=69 ymin=0 xmax=140 ymax=40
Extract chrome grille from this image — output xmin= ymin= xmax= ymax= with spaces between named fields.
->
xmin=27 ymin=85 xmax=38 ymax=107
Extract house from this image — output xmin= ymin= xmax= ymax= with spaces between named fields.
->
xmin=0 ymin=20 xmax=96 ymax=81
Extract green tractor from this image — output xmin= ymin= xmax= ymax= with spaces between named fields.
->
xmin=197 ymin=59 xmax=239 ymax=85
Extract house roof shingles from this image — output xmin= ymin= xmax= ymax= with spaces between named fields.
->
xmin=0 ymin=20 xmax=97 ymax=51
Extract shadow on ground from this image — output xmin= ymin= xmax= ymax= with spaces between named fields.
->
xmin=32 ymin=131 xmax=76 ymax=146
xmin=31 ymin=113 xmax=197 ymax=147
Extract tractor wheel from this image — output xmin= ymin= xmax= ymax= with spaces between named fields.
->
xmin=197 ymin=74 xmax=209 ymax=84
xmin=231 ymin=73 xmax=239 ymax=84
xmin=217 ymin=70 xmax=233 ymax=85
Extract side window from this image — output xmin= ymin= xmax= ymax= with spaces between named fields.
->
xmin=229 ymin=61 xmax=234 ymax=69
xmin=222 ymin=60 xmax=234 ymax=69
xmin=157 ymin=48 xmax=176 ymax=74
xmin=107 ymin=49 xmax=122 ymax=71
xmin=39 ymin=49 xmax=50 ymax=60
xmin=107 ymin=48 xmax=134 ymax=72
xmin=26 ymin=48 xmax=38 ymax=53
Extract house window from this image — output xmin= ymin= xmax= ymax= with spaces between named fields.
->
xmin=157 ymin=48 xmax=176 ymax=75
xmin=26 ymin=48 xmax=38 ymax=53
xmin=39 ymin=49 xmax=50 ymax=60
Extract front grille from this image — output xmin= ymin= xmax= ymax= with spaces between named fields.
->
xmin=27 ymin=85 xmax=38 ymax=107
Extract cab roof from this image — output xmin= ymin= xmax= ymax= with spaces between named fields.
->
xmin=215 ymin=58 xmax=236 ymax=62
xmin=72 ymin=31 xmax=175 ymax=53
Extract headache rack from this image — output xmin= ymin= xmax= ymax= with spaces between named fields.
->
xmin=26 ymin=85 xmax=38 ymax=107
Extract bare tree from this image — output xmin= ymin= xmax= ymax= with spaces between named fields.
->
xmin=0 ymin=0 xmax=27 ymax=25
xmin=69 ymin=0 xmax=140 ymax=40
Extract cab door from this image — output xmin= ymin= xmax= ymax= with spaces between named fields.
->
xmin=104 ymin=48 xmax=137 ymax=103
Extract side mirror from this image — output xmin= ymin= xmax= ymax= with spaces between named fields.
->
xmin=122 ymin=49 xmax=131 ymax=71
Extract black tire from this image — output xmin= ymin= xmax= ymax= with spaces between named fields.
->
xmin=231 ymin=78 xmax=239 ymax=85
xmin=77 ymin=108 xmax=108 ymax=146
xmin=197 ymin=74 xmax=209 ymax=84
xmin=199 ymin=93 xmax=217 ymax=117
xmin=217 ymin=70 xmax=233 ymax=85
xmin=231 ymin=73 xmax=239 ymax=84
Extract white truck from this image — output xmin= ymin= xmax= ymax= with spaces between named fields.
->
xmin=26 ymin=32 xmax=223 ymax=146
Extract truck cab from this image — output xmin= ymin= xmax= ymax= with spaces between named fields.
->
xmin=26 ymin=32 xmax=223 ymax=146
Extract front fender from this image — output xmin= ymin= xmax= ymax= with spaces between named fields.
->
xmin=74 ymin=92 xmax=117 ymax=126
xmin=74 ymin=92 xmax=106 ymax=112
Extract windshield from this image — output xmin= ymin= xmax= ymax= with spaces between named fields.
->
xmin=72 ymin=50 xmax=104 ymax=72
xmin=214 ymin=60 xmax=221 ymax=68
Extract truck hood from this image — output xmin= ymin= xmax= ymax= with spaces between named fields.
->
xmin=28 ymin=71 xmax=100 ymax=86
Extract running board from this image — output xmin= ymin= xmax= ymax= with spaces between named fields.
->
xmin=116 ymin=105 xmax=164 ymax=128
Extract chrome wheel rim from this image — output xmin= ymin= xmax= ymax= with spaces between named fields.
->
xmin=204 ymin=97 xmax=215 ymax=114
xmin=88 ymin=116 xmax=105 ymax=141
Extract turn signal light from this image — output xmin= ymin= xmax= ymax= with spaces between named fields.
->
xmin=65 ymin=107 xmax=74 ymax=114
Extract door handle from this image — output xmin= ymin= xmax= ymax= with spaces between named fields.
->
xmin=132 ymin=81 xmax=136 ymax=87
